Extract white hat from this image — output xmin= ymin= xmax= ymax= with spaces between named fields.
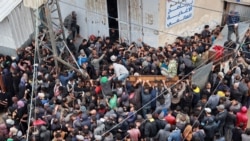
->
xmin=76 ymin=135 xmax=84 ymax=140
xmin=100 ymin=118 xmax=106 ymax=123
xmin=218 ymin=72 xmax=224 ymax=78
xmin=134 ymin=72 xmax=140 ymax=76
xmin=95 ymin=135 xmax=102 ymax=140
xmin=38 ymin=92 xmax=45 ymax=98
xmin=204 ymin=107 xmax=211 ymax=113
xmin=110 ymin=55 xmax=117 ymax=62
xmin=6 ymin=119 xmax=14 ymax=125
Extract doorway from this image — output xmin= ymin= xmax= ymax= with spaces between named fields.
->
xmin=107 ymin=0 xmax=119 ymax=42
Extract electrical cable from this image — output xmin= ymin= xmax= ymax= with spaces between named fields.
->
xmin=58 ymin=0 xmax=250 ymax=42
xmin=102 ymin=33 xmax=241 ymax=136
xmin=26 ymin=8 xmax=40 ymax=141
xmin=182 ymin=79 xmax=222 ymax=141
xmin=169 ymin=0 xmax=250 ymax=20
xmin=57 ymin=0 xmax=250 ymax=56
xmin=101 ymin=52 xmax=217 ymax=136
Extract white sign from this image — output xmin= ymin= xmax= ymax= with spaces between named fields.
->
xmin=166 ymin=0 xmax=195 ymax=28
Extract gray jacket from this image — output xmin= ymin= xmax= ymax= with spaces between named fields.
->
xmin=64 ymin=14 xmax=72 ymax=29
xmin=155 ymin=124 xmax=171 ymax=141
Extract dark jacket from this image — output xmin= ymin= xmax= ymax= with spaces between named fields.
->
xmin=40 ymin=126 xmax=51 ymax=141
xmin=144 ymin=119 xmax=158 ymax=138
xmin=154 ymin=124 xmax=171 ymax=141
xmin=203 ymin=120 xmax=217 ymax=138
xmin=215 ymin=110 xmax=228 ymax=128
xmin=225 ymin=112 xmax=236 ymax=129
xmin=141 ymin=87 xmax=152 ymax=109
xmin=232 ymin=127 xmax=243 ymax=141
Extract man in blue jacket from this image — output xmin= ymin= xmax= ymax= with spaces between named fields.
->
xmin=227 ymin=10 xmax=240 ymax=43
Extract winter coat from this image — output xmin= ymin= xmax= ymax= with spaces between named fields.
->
xmin=236 ymin=106 xmax=248 ymax=130
xmin=150 ymin=88 xmax=157 ymax=108
xmin=144 ymin=119 xmax=158 ymax=138
xmin=94 ymin=120 xmax=105 ymax=135
xmin=141 ymin=87 xmax=151 ymax=109
xmin=183 ymin=125 xmax=192 ymax=141
xmin=168 ymin=129 xmax=182 ymax=141
xmin=242 ymin=134 xmax=250 ymax=141
xmin=101 ymin=81 xmax=112 ymax=97
xmin=207 ymin=95 xmax=220 ymax=110
xmin=215 ymin=110 xmax=227 ymax=129
xmin=77 ymin=56 xmax=88 ymax=66
xmin=2 ymin=68 xmax=14 ymax=94
xmin=0 ymin=68 xmax=6 ymax=92
xmin=154 ymin=124 xmax=171 ymax=141
xmin=59 ymin=72 xmax=74 ymax=86
xmin=232 ymin=127 xmax=243 ymax=141
xmin=203 ymin=120 xmax=217 ymax=138
xmin=91 ymin=54 xmax=105 ymax=70
xmin=225 ymin=112 xmax=236 ymax=129
xmin=40 ymin=126 xmax=51 ymax=141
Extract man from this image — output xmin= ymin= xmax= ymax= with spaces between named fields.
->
xmin=64 ymin=11 xmax=80 ymax=39
xmin=143 ymin=114 xmax=158 ymax=141
xmin=201 ymin=25 xmax=211 ymax=38
xmin=227 ymin=9 xmax=240 ymax=43
xmin=215 ymin=104 xmax=228 ymax=137
xmin=161 ymin=55 xmax=177 ymax=79
xmin=224 ymin=107 xmax=236 ymax=141
xmin=236 ymin=106 xmax=248 ymax=130
xmin=110 ymin=55 xmax=129 ymax=83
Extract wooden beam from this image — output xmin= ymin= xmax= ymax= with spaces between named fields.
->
xmin=54 ymin=56 xmax=89 ymax=78
xmin=44 ymin=4 xmax=59 ymax=71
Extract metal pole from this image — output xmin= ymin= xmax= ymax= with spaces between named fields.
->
xmin=54 ymin=56 xmax=89 ymax=78
xmin=140 ymin=0 xmax=144 ymax=41
xmin=55 ymin=0 xmax=66 ymax=41
xmin=44 ymin=4 xmax=59 ymax=71
xmin=128 ymin=0 xmax=131 ymax=44
xmin=62 ymin=41 xmax=82 ymax=72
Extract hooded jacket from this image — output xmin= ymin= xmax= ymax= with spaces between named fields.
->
xmin=155 ymin=124 xmax=171 ymax=141
xmin=144 ymin=118 xmax=158 ymax=138
xmin=40 ymin=126 xmax=51 ymax=141
xmin=168 ymin=129 xmax=182 ymax=141
xmin=236 ymin=106 xmax=248 ymax=129
xmin=94 ymin=120 xmax=105 ymax=135
xmin=141 ymin=87 xmax=151 ymax=109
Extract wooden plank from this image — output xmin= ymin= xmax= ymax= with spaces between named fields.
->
xmin=128 ymin=75 xmax=179 ymax=86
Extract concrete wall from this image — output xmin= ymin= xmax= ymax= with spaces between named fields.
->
xmin=158 ymin=0 xmax=224 ymax=45
xmin=58 ymin=0 xmax=109 ymax=39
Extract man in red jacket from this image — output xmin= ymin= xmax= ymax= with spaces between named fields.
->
xmin=236 ymin=106 xmax=248 ymax=130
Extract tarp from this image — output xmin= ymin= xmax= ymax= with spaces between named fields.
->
xmin=192 ymin=62 xmax=213 ymax=89
xmin=0 ymin=0 xmax=22 ymax=22
xmin=23 ymin=0 xmax=48 ymax=9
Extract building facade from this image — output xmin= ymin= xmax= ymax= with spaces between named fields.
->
xmin=0 ymin=0 xmax=34 ymax=56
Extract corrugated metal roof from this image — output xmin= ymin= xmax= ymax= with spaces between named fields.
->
xmin=0 ymin=0 xmax=22 ymax=22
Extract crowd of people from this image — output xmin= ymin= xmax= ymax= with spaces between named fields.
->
xmin=0 ymin=10 xmax=250 ymax=141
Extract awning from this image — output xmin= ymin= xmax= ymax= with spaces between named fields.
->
xmin=0 ymin=0 xmax=22 ymax=22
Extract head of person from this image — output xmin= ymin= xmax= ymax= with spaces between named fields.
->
xmin=72 ymin=11 xmax=76 ymax=17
